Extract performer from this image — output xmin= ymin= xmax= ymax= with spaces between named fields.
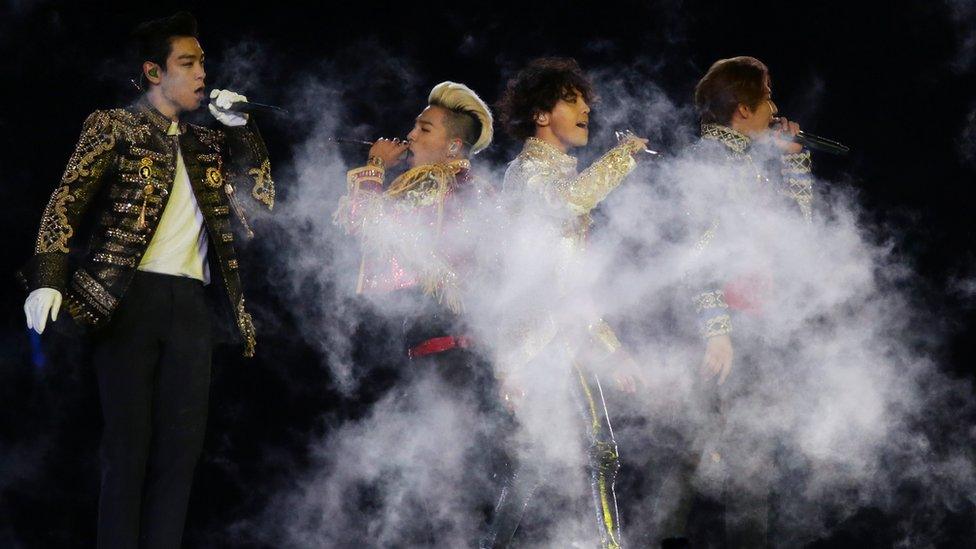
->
xmin=19 ymin=12 xmax=274 ymax=548
xmin=654 ymin=56 xmax=813 ymax=549
xmin=485 ymin=57 xmax=647 ymax=549
xmin=333 ymin=81 xmax=504 ymax=543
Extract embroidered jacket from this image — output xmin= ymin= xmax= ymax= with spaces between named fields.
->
xmin=690 ymin=123 xmax=813 ymax=338
xmin=20 ymin=99 xmax=274 ymax=356
xmin=334 ymin=158 xmax=492 ymax=314
xmin=500 ymin=137 xmax=644 ymax=370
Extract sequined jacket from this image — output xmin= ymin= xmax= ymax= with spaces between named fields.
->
xmin=500 ymin=137 xmax=644 ymax=370
xmin=334 ymin=158 xmax=492 ymax=314
xmin=690 ymin=123 xmax=813 ymax=339
xmin=20 ymin=100 xmax=275 ymax=357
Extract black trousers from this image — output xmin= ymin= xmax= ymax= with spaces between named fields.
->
xmin=91 ymin=271 xmax=212 ymax=549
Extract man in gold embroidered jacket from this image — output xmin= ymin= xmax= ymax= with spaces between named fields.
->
xmin=484 ymin=57 xmax=649 ymax=549
xmin=656 ymin=56 xmax=815 ymax=549
xmin=18 ymin=13 xmax=274 ymax=549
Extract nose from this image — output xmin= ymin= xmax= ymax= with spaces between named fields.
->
xmin=580 ymin=99 xmax=590 ymax=115
xmin=406 ymin=127 xmax=418 ymax=142
xmin=768 ymin=99 xmax=778 ymax=116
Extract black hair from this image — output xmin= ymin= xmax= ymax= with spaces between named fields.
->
xmin=131 ymin=12 xmax=198 ymax=72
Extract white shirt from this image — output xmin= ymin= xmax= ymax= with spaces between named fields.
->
xmin=138 ymin=121 xmax=210 ymax=283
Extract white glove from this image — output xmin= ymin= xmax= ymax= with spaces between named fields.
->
xmin=208 ymin=89 xmax=249 ymax=127
xmin=24 ymin=288 xmax=63 ymax=334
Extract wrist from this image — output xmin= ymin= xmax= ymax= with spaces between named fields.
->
xmin=367 ymin=155 xmax=385 ymax=169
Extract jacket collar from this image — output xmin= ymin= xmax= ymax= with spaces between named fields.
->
xmin=701 ymin=123 xmax=751 ymax=154
xmin=133 ymin=96 xmax=187 ymax=136
xmin=522 ymin=137 xmax=578 ymax=172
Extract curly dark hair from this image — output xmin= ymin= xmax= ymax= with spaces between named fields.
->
xmin=694 ymin=56 xmax=770 ymax=126
xmin=497 ymin=57 xmax=596 ymax=141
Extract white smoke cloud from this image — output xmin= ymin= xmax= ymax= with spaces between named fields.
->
xmin=214 ymin=44 xmax=976 ymax=547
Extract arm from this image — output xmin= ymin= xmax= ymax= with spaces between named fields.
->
xmin=210 ymin=89 xmax=275 ymax=211
xmin=525 ymin=138 xmax=645 ymax=216
xmin=225 ymin=121 xmax=274 ymax=211
xmin=333 ymin=160 xmax=386 ymax=236
xmin=23 ymin=110 xmax=118 ymax=292
xmin=781 ymin=150 xmax=813 ymax=221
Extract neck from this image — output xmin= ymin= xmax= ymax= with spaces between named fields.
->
xmin=146 ymin=87 xmax=181 ymax=122
xmin=729 ymin=118 xmax=759 ymax=139
xmin=533 ymin=127 xmax=569 ymax=154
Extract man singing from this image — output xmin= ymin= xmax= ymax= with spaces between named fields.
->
xmin=655 ymin=55 xmax=813 ymax=549
xmin=487 ymin=57 xmax=648 ymax=549
xmin=20 ymin=12 xmax=274 ymax=548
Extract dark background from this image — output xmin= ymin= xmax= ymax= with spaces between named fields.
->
xmin=2 ymin=0 xmax=975 ymax=547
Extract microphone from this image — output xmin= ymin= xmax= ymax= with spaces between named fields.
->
xmin=220 ymin=100 xmax=289 ymax=116
xmin=772 ymin=118 xmax=849 ymax=155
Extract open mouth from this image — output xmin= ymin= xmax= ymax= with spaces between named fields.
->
xmin=576 ymin=121 xmax=589 ymax=129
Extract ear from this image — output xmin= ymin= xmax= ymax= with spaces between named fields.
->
xmin=735 ymin=103 xmax=753 ymax=120
xmin=534 ymin=111 xmax=550 ymax=127
xmin=448 ymin=137 xmax=463 ymax=155
xmin=143 ymin=62 xmax=162 ymax=85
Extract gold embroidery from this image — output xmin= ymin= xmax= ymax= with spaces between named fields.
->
xmin=70 ymin=269 xmax=118 ymax=316
xmin=105 ymin=228 xmax=147 ymax=244
xmin=695 ymin=290 xmax=729 ymax=312
xmin=206 ymin=166 xmax=223 ymax=188
xmin=92 ymin=252 xmax=136 ymax=267
xmin=36 ymin=185 xmax=75 ymax=253
xmin=703 ymin=314 xmax=733 ymax=338
xmin=248 ymin=159 xmax=275 ymax=210
xmin=236 ymin=297 xmax=256 ymax=358
xmin=701 ymin=123 xmax=751 ymax=154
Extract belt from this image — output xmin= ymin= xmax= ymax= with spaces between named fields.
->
xmin=407 ymin=335 xmax=473 ymax=359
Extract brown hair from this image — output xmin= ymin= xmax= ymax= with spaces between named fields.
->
xmin=497 ymin=57 xmax=596 ymax=141
xmin=693 ymin=56 xmax=770 ymax=125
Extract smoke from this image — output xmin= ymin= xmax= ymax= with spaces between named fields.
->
xmin=218 ymin=40 xmax=976 ymax=546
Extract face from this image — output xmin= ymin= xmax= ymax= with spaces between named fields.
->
xmin=149 ymin=36 xmax=207 ymax=113
xmin=541 ymin=88 xmax=590 ymax=149
xmin=739 ymin=78 xmax=778 ymax=137
xmin=405 ymin=105 xmax=460 ymax=167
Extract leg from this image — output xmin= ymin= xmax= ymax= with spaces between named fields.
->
xmin=93 ymin=275 xmax=165 ymax=549
xmin=573 ymin=364 xmax=624 ymax=549
xmin=139 ymin=279 xmax=212 ymax=549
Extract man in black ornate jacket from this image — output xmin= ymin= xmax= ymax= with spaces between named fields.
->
xmin=19 ymin=12 xmax=273 ymax=548
xmin=655 ymin=56 xmax=813 ymax=549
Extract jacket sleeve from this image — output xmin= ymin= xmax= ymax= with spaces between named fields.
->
xmin=225 ymin=121 xmax=275 ymax=211
xmin=689 ymin=220 xmax=733 ymax=339
xmin=781 ymin=149 xmax=813 ymax=221
xmin=524 ymin=139 xmax=643 ymax=216
xmin=22 ymin=111 xmax=118 ymax=292
xmin=333 ymin=164 xmax=386 ymax=236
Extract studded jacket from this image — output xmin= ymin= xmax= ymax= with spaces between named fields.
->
xmin=499 ymin=137 xmax=644 ymax=372
xmin=334 ymin=158 xmax=493 ymax=315
xmin=20 ymin=99 xmax=275 ymax=357
xmin=690 ymin=123 xmax=813 ymax=339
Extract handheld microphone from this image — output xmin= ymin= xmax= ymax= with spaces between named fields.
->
xmin=219 ymin=100 xmax=289 ymax=116
xmin=771 ymin=118 xmax=849 ymax=155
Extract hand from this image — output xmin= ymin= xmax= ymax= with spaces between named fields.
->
xmin=496 ymin=373 xmax=526 ymax=414
xmin=616 ymin=131 xmax=650 ymax=155
xmin=208 ymin=89 xmax=249 ymax=127
xmin=368 ymin=138 xmax=409 ymax=169
xmin=24 ymin=288 xmax=62 ymax=334
xmin=701 ymin=334 xmax=733 ymax=385
xmin=769 ymin=116 xmax=803 ymax=154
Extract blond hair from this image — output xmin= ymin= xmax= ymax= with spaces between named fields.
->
xmin=428 ymin=81 xmax=493 ymax=155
